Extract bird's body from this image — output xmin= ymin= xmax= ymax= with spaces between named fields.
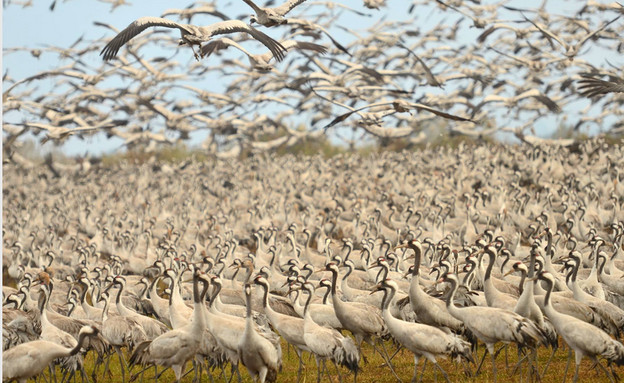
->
xmin=538 ymin=272 xmax=624 ymax=382
xmin=100 ymin=17 xmax=287 ymax=62
xmin=241 ymin=0 xmax=309 ymax=27
xmin=373 ymin=279 xmax=472 ymax=383
xmin=238 ymin=283 xmax=282 ymax=383
xmin=3 ymin=326 xmax=99 ymax=383
xmin=129 ymin=269 xmax=206 ymax=382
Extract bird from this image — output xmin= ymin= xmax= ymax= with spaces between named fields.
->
xmin=395 ymin=239 xmax=465 ymax=333
xmin=323 ymin=262 xmax=398 ymax=378
xmin=240 ymin=0 xmax=310 ymax=27
xmin=440 ymin=273 xmax=544 ymax=383
xmin=577 ymin=73 xmax=624 ymax=98
xmin=104 ymin=275 xmax=169 ymax=340
xmin=372 ymin=279 xmax=473 ymax=383
xmin=200 ymin=37 xmax=327 ymax=71
xmin=237 ymin=282 xmax=282 ymax=383
xmin=536 ymin=271 xmax=624 ymax=382
xmin=100 ymin=17 xmax=287 ymax=62
xmin=300 ymin=281 xmax=359 ymax=383
xmin=128 ymin=268 xmax=206 ymax=383
xmin=3 ymin=326 xmax=100 ymax=383
xmin=253 ymin=275 xmax=309 ymax=381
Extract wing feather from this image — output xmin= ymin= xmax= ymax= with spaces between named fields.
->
xmin=101 ymin=17 xmax=191 ymax=60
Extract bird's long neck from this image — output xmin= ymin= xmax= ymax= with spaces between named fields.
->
xmin=484 ymin=248 xmax=496 ymax=282
xmin=191 ymin=275 xmax=205 ymax=329
xmin=410 ymin=244 xmax=421 ymax=278
xmin=380 ymin=287 xmax=394 ymax=311
xmin=329 ymin=268 xmax=338 ymax=296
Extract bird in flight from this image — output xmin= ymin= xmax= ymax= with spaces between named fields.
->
xmin=100 ymin=17 xmax=287 ymax=61
xmin=240 ymin=0 xmax=310 ymax=27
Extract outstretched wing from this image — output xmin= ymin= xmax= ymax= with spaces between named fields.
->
xmin=273 ymin=0 xmax=309 ymax=16
xmin=100 ymin=17 xmax=191 ymax=60
xmin=204 ymin=20 xmax=287 ymax=62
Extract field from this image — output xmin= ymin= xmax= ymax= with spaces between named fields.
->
xmin=4 ymin=140 xmax=624 ymax=383
xmin=36 ymin=338 xmax=619 ymax=382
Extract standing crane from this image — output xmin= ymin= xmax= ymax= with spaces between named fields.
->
xmin=395 ymin=240 xmax=465 ymax=333
xmin=372 ymin=279 xmax=473 ymax=383
xmin=537 ymin=271 xmax=624 ymax=382
xmin=254 ymin=275 xmax=309 ymax=381
xmin=300 ymin=281 xmax=359 ymax=383
xmin=323 ymin=262 xmax=398 ymax=379
xmin=440 ymin=273 xmax=544 ymax=383
xmin=3 ymin=326 xmax=100 ymax=383
xmin=237 ymin=282 xmax=282 ymax=383
xmin=129 ymin=268 xmax=206 ymax=382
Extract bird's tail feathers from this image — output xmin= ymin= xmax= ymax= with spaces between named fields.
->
xmin=334 ymin=336 xmax=359 ymax=373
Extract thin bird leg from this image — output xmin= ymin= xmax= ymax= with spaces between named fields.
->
xmin=331 ymin=359 xmax=343 ymax=383
xmin=491 ymin=346 xmax=498 ymax=383
xmin=541 ymin=347 xmax=557 ymax=379
xmin=114 ymin=346 xmax=127 ymax=383
xmin=433 ymin=362 xmax=451 ymax=383
xmin=593 ymin=358 xmax=615 ymax=383
xmin=474 ymin=347 xmax=489 ymax=376
xmin=388 ymin=345 xmax=403 ymax=361
xmin=411 ymin=355 xmax=420 ymax=383
xmin=294 ymin=348 xmax=304 ymax=383
xmin=572 ymin=362 xmax=579 ymax=383
xmin=129 ymin=364 xmax=155 ymax=382
xmin=563 ymin=348 xmax=572 ymax=383
xmin=376 ymin=339 xmax=401 ymax=382
xmin=419 ymin=359 xmax=428 ymax=382
xmin=315 ymin=356 xmax=322 ymax=383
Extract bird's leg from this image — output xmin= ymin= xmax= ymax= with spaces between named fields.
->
xmin=190 ymin=44 xmax=200 ymax=61
xmin=419 ymin=359 xmax=428 ymax=382
xmin=114 ymin=346 xmax=127 ymax=383
xmin=474 ymin=347 xmax=489 ymax=377
xmin=491 ymin=346 xmax=498 ymax=383
xmin=388 ymin=345 xmax=403 ymax=361
xmin=562 ymin=348 xmax=572 ymax=383
xmin=376 ymin=339 xmax=401 ymax=382
xmin=593 ymin=358 xmax=615 ymax=383
xmin=331 ymin=360 xmax=343 ymax=383
xmin=433 ymin=362 xmax=451 ymax=383
xmin=295 ymin=348 xmax=304 ymax=383
xmin=572 ymin=362 xmax=580 ymax=383
xmin=411 ymin=355 xmax=420 ymax=383
xmin=541 ymin=347 xmax=557 ymax=379
xmin=314 ymin=356 xmax=322 ymax=383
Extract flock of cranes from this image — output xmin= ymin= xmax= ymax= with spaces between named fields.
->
xmin=3 ymin=0 xmax=624 ymax=383
xmin=4 ymin=137 xmax=624 ymax=383
xmin=3 ymin=0 xmax=624 ymax=160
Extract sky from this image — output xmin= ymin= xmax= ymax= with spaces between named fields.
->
xmin=2 ymin=0 xmax=620 ymax=156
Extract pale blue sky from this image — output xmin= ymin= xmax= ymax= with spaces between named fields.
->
xmin=2 ymin=1 xmax=620 ymax=156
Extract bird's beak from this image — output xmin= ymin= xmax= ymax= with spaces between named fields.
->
xmin=503 ymin=268 xmax=516 ymax=277
xmin=394 ymin=242 xmax=409 ymax=250
xmin=370 ymin=283 xmax=383 ymax=295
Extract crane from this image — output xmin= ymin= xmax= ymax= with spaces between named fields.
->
xmin=300 ymin=281 xmax=359 ymax=383
xmin=372 ymin=279 xmax=473 ymax=383
xmin=440 ymin=273 xmax=544 ymax=383
xmin=3 ymin=326 xmax=99 ymax=383
xmin=129 ymin=268 xmax=206 ymax=382
xmin=237 ymin=282 xmax=282 ymax=383
xmin=537 ymin=271 xmax=624 ymax=382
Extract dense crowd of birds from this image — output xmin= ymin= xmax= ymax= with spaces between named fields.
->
xmin=3 ymin=0 xmax=624 ymax=160
xmin=3 ymin=138 xmax=624 ymax=383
